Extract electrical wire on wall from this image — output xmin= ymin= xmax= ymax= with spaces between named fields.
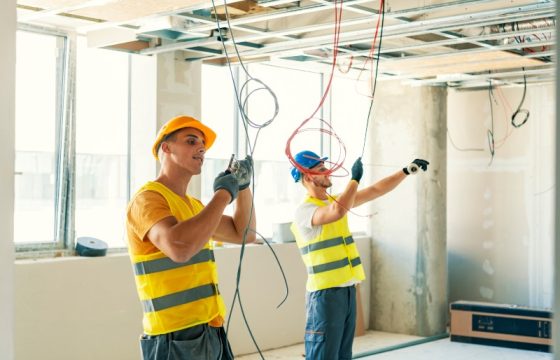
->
xmin=209 ymin=2 xmax=287 ymax=358
xmin=447 ymin=128 xmax=484 ymax=152
xmin=487 ymin=79 xmax=496 ymax=166
xmin=511 ymin=68 xmax=530 ymax=128
xmin=484 ymin=69 xmax=531 ymax=165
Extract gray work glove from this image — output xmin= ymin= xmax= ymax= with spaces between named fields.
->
xmin=234 ymin=155 xmax=253 ymax=191
xmin=213 ymin=172 xmax=239 ymax=203
xmin=403 ymin=159 xmax=429 ymax=175
xmin=351 ymin=157 xmax=363 ymax=183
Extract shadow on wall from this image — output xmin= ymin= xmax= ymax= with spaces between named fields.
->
xmin=448 ymin=251 xmax=531 ymax=307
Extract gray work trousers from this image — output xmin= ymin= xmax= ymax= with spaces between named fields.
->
xmin=140 ymin=323 xmax=234 ymax=360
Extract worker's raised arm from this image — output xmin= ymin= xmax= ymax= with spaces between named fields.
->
xmin=353 ymin=158 xmax=429 ymax=207
xmin=147 ymin=172 xmax=239 ymax=262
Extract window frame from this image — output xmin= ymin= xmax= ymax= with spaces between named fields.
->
xmin=14 ymin=24 xmax=76 ymax=256
xmin=14 ymin=29 xmax=137 ymax=258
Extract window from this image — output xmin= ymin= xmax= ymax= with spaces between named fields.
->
xmin=14 ymin=28 xmax=155 ymax=255
xmin=14 ymin=28 xmax=66 ymax=248
xmin=74 ymin=37 xmax=129 ymax=249
xmin=74 ymin=37 xmax=155 ymax=249
xmin=201 ymin=63 xmax=369 ymax=239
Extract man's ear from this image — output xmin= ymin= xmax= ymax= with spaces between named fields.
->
xmin=161 ymin=141 xmax=171 ymax=155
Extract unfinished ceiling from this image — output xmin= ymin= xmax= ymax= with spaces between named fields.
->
xmin=16 ymin=0 xmax=556 ymax=89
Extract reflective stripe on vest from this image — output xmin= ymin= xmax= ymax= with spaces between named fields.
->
xmin=142 ymin=283 xmax=218 ymax=313
xmin=292 ymin=195 xmax=366 ymax=291
xmin=300 ymin=235 xmax=362 ymax=275
xmin=133 ymin=248 xmax=215 ymax=276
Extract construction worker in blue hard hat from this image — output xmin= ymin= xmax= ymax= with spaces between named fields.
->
xmin=290 ymin=150 xmax=429 ymax=360
xmin=126 ymin=115 xmax=256 ymax=360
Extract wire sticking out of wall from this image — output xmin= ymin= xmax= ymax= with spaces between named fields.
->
xmin=511 ymin=68 xmax=530 ymax=128
xmin=485 ymin=69 xmax=531 ymax=165
xmin=487 ymin=78 xmax=496 ymax=166
xmin=447 ymin=128 xmax=484 ymax=152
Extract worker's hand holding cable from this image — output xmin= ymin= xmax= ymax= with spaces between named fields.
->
xmin=235 ymin=155 xmax=253 ymax=191
xmin=351 ymin=157 xmax=363 ymax=183
xmin=213 ymin=172 xmax=239 ymax=203
xmin=403 ymin=159 xmax=429 ymax=175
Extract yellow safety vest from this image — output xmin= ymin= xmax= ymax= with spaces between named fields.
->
xmin=128 ymin=181 xmax=226 ymax=335
xmin=291 ymin=196 xmax=366 ymax=292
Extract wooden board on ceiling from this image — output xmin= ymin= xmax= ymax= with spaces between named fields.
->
xmin=213 ymin=0 xmax=272 ymax=19
xmin=379 ymin=50 xmax=546 ymax=77
xmin=19 ymin=0 xmax=83 ymax=9
xmin=19 ymin=0 xmax=242 ymax=23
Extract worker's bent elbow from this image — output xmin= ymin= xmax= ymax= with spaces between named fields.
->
xmin=166 ymin=249 xmax=195 ymax=263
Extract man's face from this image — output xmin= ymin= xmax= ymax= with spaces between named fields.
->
xmin=162 ymin=127 xmax=206 ymax=174
xmin=307 ymin=162 xmax=332 ymax=188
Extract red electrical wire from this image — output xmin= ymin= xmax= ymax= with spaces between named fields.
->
xmin=355 ymin=0 xmax=385 ymax=98
xmin=286 ymin=0 xmax=386 ymax=179
xmin=285 ymin=0 xmax=345 ymax=178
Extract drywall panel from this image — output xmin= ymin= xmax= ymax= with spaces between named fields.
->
xmin=381 ymin=51 xmax=545 ymax=78
xmin=0 ymin=1 xmax=16 ymax=359
xmin=447 ymin=84 xmax=555 ymax=309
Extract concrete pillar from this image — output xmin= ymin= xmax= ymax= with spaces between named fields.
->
xmin=155 ymin=52 xmax=202 ymax=196
xmin=368 ymin=81 xmax=447 ymax=336
xmin=0 ymin=0 xmax=15 ymax=358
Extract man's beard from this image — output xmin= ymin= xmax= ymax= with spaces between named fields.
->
xmin=312 ymin=177 xmax=332 ymax=188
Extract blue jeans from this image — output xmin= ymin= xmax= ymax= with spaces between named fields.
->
xmin=139 ymin=324 xmax=234 ymax=360
xmin=305 ymin=286 xmax=357 ymax=360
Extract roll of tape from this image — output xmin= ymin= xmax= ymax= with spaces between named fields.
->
xmin=76 ymin=237 xmax=108 ymax=257
xmin=407 ymin=163 xmax=419 ymax=175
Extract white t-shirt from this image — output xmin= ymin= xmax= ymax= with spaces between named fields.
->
xmin=294 ymin=198 xmax=360 ymax=288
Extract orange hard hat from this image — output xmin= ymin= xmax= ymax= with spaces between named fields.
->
xmin=152 ymin=115 xmax=216 ymax=160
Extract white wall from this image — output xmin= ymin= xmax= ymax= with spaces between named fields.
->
xmin=0 ymin=1 xmax=16 ymax=358
xmin=447 ymin=84 xmax=555 ymax=308
xmin=15 ymin=238 xmax=371 ymax=359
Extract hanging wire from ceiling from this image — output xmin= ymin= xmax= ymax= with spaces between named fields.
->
xmin=358 ymin=0 xmax=385 ymax=159
xmin=209 ymin=2 xmax=287 ymax=359
xmin=487 ymin=78 xmax=496 ymax=166
xmin=511 ymin=68 xmax=530 ymax=128
xmin=285 ymin=0 xmax=345 ymax=179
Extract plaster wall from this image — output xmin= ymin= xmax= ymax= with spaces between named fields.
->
xmin=447 ymin=84 xmax=555 ymax=308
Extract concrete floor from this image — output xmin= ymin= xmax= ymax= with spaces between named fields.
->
xmin=236 ymin=331 xmax=552 ymax=359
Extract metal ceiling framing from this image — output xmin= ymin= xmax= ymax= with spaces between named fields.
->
xmin=16 ymin=0 xmax=556 ymax=89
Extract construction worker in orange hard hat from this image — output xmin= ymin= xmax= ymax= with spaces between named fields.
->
xmin=126 ymin=115 xmax=256 ymax=360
